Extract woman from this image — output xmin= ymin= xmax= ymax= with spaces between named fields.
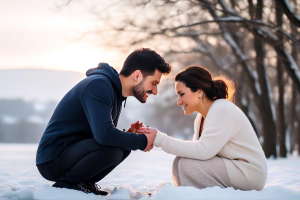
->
xmin=139 ymin=66 xmax=267 ymax=191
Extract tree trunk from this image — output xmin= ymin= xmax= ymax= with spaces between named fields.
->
xmin=277 ymin=61 xmax=287 ymax=157
xmin=276 ymin=0 xmax=287 ymax=157
xmin=291 ymin=0 xmax=300 ymax=156
xmin=253 ymin=0 xmax=277 ymax=158
xmin=297 ymin=111 xmax=300 ymax=156
xmin=296 ymin=100 xmax=300 ymax=156
xmin=290 ymin=5 xmax=298 ymax=153
xmin=290 ymin=84 xmax=297 ymax=153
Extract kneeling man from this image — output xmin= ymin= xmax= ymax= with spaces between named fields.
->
xmin=36 ymin=48 xmax=171 ymax=195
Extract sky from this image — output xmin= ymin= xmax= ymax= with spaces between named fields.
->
xmin=0 ymin=0 xmax=124 ymax=73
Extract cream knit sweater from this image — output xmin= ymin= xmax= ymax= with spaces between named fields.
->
xmin=154 ymin=99 xmax=268 ymax=191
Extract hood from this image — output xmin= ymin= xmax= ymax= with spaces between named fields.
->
xmin=86 ymin=63 xmax=123 ymax=96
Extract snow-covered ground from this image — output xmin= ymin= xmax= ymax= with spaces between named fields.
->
xmin=0 ymin=144 xmax=299 ymax=200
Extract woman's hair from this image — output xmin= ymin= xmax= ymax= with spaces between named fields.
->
xmin=175 ymin=65 xmax=236 ymax=102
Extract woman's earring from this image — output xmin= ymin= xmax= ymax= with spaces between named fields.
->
xmin=198 ymin=93 xmax=202 ymax=98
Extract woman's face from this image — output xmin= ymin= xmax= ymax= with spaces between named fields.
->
xmin=175 ymin=81 xmax=200 ymax=115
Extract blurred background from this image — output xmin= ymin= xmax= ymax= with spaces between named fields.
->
xmin=0 ymin=0 xmax=299 ymax=159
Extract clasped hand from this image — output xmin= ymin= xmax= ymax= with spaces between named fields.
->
xmin=127 ymin=121 xmax=157 ymax=152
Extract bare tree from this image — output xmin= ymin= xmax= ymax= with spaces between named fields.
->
xmin=276 ymin=0 xmax=287 ymax=157
xmin=289 ymin=0 xmax=300 ymax=155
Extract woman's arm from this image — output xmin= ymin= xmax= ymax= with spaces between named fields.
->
xmin=150 ymin=103 xmax=234 ymax=160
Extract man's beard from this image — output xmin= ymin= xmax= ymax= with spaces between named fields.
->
xmin=132 ymin=79 xmax=152 ymax=103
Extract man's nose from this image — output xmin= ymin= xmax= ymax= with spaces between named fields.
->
xmin=153 ymin=86 xmax=158 ymax=95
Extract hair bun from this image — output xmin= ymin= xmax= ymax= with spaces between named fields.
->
xmin=211 ymin=81 xmax=218 ymax=95
xmin=212 ymin=79 xmax=228 ymax=100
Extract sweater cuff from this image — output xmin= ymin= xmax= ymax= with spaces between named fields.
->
xmin=138 ymin=134 xmax=148 ymax=150
xmin=154 ymin=130 xmax=165 ymax=147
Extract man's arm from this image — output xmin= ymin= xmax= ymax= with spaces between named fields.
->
xmin=81 ymin=78 xmax=147 ymax=151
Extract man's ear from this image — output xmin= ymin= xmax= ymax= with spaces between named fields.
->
xmin=133 ymin=70 xmax=143 ymax=83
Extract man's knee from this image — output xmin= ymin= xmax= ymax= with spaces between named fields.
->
xmin=122 ymin=150 xmax=131 ymax=160
xmin=37 ymin=160 xmax=61 ymax=182
xmin=102 ymin=146 xmax=126 ymax=165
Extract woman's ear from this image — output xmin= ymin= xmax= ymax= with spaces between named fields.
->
xmin=198 ymin=89 xmax=203 ymax=98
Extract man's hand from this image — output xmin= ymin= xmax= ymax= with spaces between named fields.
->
xmin=138 ymin=127 xmax=157 ymax=152
xmin=127 ymin=120 xmax=144 ymax=133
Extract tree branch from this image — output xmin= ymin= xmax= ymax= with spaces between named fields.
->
xmin=277 ymin=0 xmax=300 ymax=27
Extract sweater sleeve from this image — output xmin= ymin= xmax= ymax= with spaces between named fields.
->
xmin=154 ymin=102 xmax=232 ymax=160
xmin=81 ymin=78 xmax=147 ymax=151
xmin=192 ymin=114 xmax=201 ymax=141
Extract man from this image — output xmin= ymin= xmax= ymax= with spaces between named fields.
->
xmin=36 ymin=48 xmax=171 ymax=195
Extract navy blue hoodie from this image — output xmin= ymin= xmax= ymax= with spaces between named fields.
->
xmin=36 ymin=63 xmax=147 ymax=165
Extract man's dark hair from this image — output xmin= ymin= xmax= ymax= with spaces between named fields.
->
xmin=120 ymin=48 xmax=171 ymax=77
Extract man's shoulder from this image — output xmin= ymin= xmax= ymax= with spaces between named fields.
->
xmin=81 ymin=75 xmax=113 ymax=89
xmin=85 ymin=74 xmax=111 ymax=82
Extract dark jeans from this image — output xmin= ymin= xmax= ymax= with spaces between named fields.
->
xmin=37 ymin=138 xmax=131 ymax=184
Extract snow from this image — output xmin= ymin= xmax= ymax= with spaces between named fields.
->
xmin=283 ymin=48 xmax=300 ymax=85
xmin=254 ymin=81 xmax=262 ymax=96
xmin=0 ymin=144 xmax=300 ymax=200
xmin=241 ymin=96 xmax=247 ymax=107
xmin=219 ymin=16 xmax=241 ymax=21
xmin=283 ymin=0 xmax=300 ymax=23
xmin=263 ymin=62 xmax=276 ymax=122
xmin=218 ymin=0 xmax=236 ymax=15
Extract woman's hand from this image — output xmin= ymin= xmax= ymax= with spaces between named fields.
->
xmin=138 ymin=127 xmax=157 ymax=152
xmin=138 ymin=126 xmax=157 ymax=135
xmin=127 ymin=120 xmax=144 ymax=134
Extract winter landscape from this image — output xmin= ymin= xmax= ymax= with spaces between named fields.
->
xmin=0 ymin=144 xmax=299 ymax=200
xmin=1 ymin=0 xmax=300 ymax=199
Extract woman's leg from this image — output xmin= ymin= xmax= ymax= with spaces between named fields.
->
xmin=172 ymin=156 xmax=181 ymax=186
xmin=176 ymin=156 xmax=231 ymax=189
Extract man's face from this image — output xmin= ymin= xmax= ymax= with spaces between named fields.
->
xmin=132 ymin=69 xmax=162 ymax=103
